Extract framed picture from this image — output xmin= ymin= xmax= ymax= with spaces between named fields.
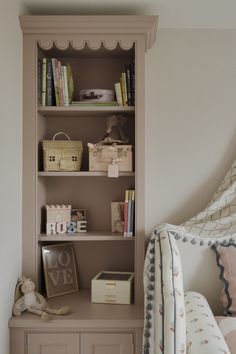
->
xmin=71 ymin=208 xmax=87 ymax=222
xmin=111 ymin=202 xmax=125 ymax=233
xmin=42 ymin=243 xmax=79 ymax=298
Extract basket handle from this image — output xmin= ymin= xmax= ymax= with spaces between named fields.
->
xmin=53 ymin=132 xmax=71 ymax=141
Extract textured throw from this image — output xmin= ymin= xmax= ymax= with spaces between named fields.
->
xmin=143 ymin=158 xmax=236 ymax=353
xmin=153 ymin=157 xmax=236 ymax=247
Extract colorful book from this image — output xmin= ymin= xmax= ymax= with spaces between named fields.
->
xmin=123 ymin=189 xmax=135 ymax=237
xmin=42 ymin=58 xmax=47 ymax=107
xmin=115 ymin=82 xmax=123 ymax=106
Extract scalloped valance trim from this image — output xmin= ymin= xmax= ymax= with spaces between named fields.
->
xmin=152 ymin=223 xmax=236 ymax=247
xmin=20 ymin=16 xmax=157 ymax=51
xmin=38 ymin=39 xmax=135 ymax=51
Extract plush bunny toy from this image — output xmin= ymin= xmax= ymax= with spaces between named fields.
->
xmin=101 ymin=115 xmax=128 ymax=144
xmin=13 ymin=276 xmax=70 ymax=321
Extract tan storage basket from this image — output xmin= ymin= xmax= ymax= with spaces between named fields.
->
xmin=43 ymin=132 xmax=83 ymax=172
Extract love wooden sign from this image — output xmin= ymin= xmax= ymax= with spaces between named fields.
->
xmin=42 ymin=243 xmax=79 ymax=298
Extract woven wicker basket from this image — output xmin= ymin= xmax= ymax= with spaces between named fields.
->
xmin=43 ymin=132 xmax=83 ymax=172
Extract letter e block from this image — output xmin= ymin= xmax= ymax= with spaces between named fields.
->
xmin=77 ymin=220 xmax=87 ymax=233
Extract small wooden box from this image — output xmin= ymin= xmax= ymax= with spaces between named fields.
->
xmin=88 ymin=145 xmax=132 ymax=172
xmin=91 ymin=271 xmax=134 ymax=305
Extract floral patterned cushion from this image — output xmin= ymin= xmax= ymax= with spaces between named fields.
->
xmin=185 ymin=292 xmax=230 ymax=354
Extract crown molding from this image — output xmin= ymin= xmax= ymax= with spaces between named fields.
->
xmin=19 ymin=15 xmax=157 ymax=50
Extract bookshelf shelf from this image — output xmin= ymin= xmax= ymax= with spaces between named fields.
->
xmin=38 ymin=231 xmax=134 ymax=242
xmin=9 ymin=290 xmax=143 ymax=328
xmin=38 ymin=171 xmax=135 ymax=177
xmin=38 ymin=105 xmax=135 ymax=117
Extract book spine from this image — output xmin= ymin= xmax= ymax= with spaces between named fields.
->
xmin=120 ymin=75 xmax=126 ymax=107
xmin=130 ymin=59 xmax=135 ymax=106
xmin=61 ymin=64 xmax=66 ymax=106
xmin=37 ymin=59 xmax=42 ymax=105
xmin=125 ymin=65 xmax=132 ymax=106
xmin=115 ymin=83 xmax=123 ymax=106
xmin=42 ymin=58 xmax=47 ymax=107
xmin=123 ymin=190 xmax=129 ymax=237
xmin=51 ymin=58 xmax=60 ymax=106
xmin=129 ymin=190 xmax=135 ymax=237
xmin=63 ymin=66 xmax=69 ymax=106
xmin=122 ymin=72 xmax=128 ymax=106
xmin=58 ymin=61 xmax=64 ymax=106
xmin=66 ymin=63 xmax=74 ymax=104
xmin=127 ymin=190 xmax=132 ymax=237
xmin=46 ymin=59 xmax=53 ymax=106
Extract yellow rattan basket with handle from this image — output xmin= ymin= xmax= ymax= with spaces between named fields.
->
xmin=43 ymin=132 xmax=83 ymax=172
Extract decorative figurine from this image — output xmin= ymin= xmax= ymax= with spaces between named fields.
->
xmin=101 ymin=115 xmax=128 ymax=145
xmin=12 ymin=276 xmax=70 ymax=321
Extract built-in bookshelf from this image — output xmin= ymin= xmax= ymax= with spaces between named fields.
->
xmin=9 ymin=16 xmax=157 ymax=354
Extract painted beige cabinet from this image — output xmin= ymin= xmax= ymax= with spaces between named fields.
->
xmin=9 ymin=15 xmax=157 ymax=354
xmin=81 ymin=333 xmax=134 ymax=354
xmin=26 ymin=333 xmax=133 ymax=354
xmin=27 ymin=333 xmax=79 ymax=354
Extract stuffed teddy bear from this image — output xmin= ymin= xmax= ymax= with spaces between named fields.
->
xmin=12 ymin=276 xmax=70 ymax=321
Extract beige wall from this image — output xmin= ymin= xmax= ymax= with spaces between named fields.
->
xmin=0 ymin=1 xmax=25 ymax=353
xmin=145 ymin=29 xmax=236 ymax=312
xmin=1 ymin=8 xmax=236 ymax=351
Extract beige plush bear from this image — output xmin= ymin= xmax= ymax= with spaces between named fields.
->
xmin=12 ymin=276 xmax=70 ymax=321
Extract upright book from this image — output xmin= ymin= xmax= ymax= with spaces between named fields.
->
xmin=37 ymin=59 xmax=42 ymax=105
xmin=41 ymin=58 xmax=47 ymax=106
xmin=46 ymin=59 xmax=54 ymax=106
xmin=123 ymin=189 xmax=135 ymax=237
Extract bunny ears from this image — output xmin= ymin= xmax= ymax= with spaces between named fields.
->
xmin=14 ymin=276 xmax=34 ymax=302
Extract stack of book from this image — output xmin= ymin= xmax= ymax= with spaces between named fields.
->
xmin=115 ymin=60 xmax=135 ymax=107
xmin=124 ymin=189 xmax=135 ymax=237
xmin=38 ymin=58 xmax=74 ymax=107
